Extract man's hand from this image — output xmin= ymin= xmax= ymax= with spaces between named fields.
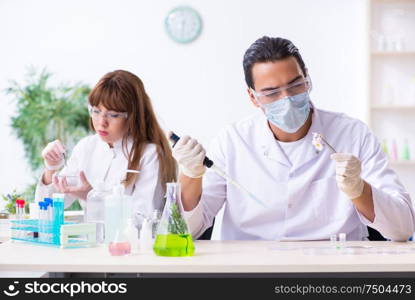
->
xmin=331 ymin=153 xmax=365 ymax=199
xmin=172 ymin=135 xmax=206 ymax=178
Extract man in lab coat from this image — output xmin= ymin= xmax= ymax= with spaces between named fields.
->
xmin=173 ymin=36 xmax=415 ymax=241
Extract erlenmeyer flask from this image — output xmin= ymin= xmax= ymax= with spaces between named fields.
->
xmin=108 ymin=227 xmax=131 ymax=256
xmin=153 ymin=182 xmax=195 ymax=257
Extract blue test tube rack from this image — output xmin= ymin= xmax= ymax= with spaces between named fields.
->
xmin=10 ymin=218 xmax=63 ymax=246
xmin=10 ymin=194 xmax=96 ymax=248
xmin=10 ymin=219 xmax=97 ymax=248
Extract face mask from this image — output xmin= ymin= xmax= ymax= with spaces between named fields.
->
xmin=262 ymin=92 xmax=311 ymax=133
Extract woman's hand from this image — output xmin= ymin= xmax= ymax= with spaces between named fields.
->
xmin=41 ymin=140 xmax=66 ymax=170
xmin=53 ymin=171 xmax=92 ymax=200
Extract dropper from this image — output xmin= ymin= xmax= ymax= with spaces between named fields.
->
xmin=62 ymin=152 xmax=68 ymax=169
xmin=169 ymin=132 xmax=267 ymax=207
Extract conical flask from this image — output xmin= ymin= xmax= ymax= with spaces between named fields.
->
xmin=108 ymin=227 xmax=131 ymax=256
xmin=153 ymin=182 xmax=195 ymax=257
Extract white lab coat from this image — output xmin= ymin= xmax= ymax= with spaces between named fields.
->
xmin=184 ymin=105 xmax=415 ymax=241
xmin=35 ymin=134 xmax=164 ymax=226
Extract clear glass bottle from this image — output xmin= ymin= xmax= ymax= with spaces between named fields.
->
xmin=153 ymin=182 xmax=195 ymax=257
xmin=86 ymin=181 xmax=108 ymax=243
xmin=151 ymin=209 xmax=161 ymax=239
xmin=140 ymin=218 xmax=153 ymax=253
xmin=123 ymin=218 xmax=139 ymax=255
xmin=104 ymin=185 xmax=124 ymax=244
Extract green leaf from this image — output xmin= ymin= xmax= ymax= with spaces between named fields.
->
xmin=167 ymin=203 xmax=188 ymax=235
xmin=3 ymin=67 xmax=92 ymax=203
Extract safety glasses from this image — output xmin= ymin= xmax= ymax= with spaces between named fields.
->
xmin=88 ymin=105 xmax=128 ymax=122
xmin=251 ymin=76 xmax=312 ymax=105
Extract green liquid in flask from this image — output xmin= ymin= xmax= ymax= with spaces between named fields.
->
xmin=153 ymin=233 xmax=195 ymax=257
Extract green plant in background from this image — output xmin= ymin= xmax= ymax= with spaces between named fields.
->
xmin=2 ymin=189 xmax=22 ymax=214
xmin=6 ymin=68 xmax=91 ymax=171
xmin=1 ymin=185 xmax=35 ymax=214
xmin=4 ymin=67 xmax=91 ymax=211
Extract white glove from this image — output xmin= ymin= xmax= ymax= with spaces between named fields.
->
xmin=172 ymin=135 xmax=206 ymax=178
xmin=330 ymin=153 xmax=365 ymax=199
xmin=41 ymin=140 xmax=66 ymax=171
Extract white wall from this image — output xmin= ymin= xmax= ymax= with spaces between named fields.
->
xmin=0 ymin=0 xmax=368 ymax=200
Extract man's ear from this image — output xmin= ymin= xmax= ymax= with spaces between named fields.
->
xmin=247 ymin=88 xmax=260 ymax=108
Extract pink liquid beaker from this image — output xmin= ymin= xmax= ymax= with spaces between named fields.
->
xmin=108 ymin=242 xmax=131 ymax=256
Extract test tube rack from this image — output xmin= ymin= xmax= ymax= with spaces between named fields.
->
xmin=10 ymin=219 xmax=97 ymax=248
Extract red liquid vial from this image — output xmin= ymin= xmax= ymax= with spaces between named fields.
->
xmin=108 ymin=242 xmax=131 ymax=256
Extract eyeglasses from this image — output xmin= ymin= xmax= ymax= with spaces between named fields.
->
xmin=251 ymin=76 xmax=312 ymax=104
xmin=88 ymin=105 xmax=128 ymax=121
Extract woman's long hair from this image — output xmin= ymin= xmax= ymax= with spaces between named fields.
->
xmin=88 ymin=70 xmax=177 ymax=187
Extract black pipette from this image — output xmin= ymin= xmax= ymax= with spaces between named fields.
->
xmin=169 ymin=132 xmax=213 ymax=168
xmin=168 ymin=132 xmax=267 ymax=207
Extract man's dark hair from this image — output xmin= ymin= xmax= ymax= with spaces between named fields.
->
xmin=243 ymin=36 xmax=307 ymax=89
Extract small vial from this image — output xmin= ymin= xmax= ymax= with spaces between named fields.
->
xmin=38 ymin=202 xmax=46 ymax=242
xmin=15 ymin=199 xmax=26 ymax=239
xmin=151 ymin=210 xmax=161 ymax=239
xmin=330 ymin=234 xmax=338 ymax=250
xmin=338 ymin=233 xmax=346 ymax=253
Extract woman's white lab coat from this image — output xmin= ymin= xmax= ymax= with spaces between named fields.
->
xmin=184 ymin=105 xmax=415 ymax=241
xmin=35 ymin=134 xmax=164 ymax=226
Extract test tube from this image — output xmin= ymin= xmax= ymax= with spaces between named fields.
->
xmin=14 ymin=200 xmax=21 ymax=239
xmin=46 ymin=198 xmax=54 ymax=221
xmin=44 ymin=198 xmax=53 ymax=243
xmin=44 ymin=201 xmax=51 ymax=243
xmin=38 ymin=202 xmax=44 ymax=242
xmin=339 ymin=233 xmax=346 ymax=252
xmin=19 ymin=200 xmax=26 ymax=239
xmin=52 ymin=193 xmax=65 ymax=244
xmin=16 ymin=199 xmax=26 ymax=239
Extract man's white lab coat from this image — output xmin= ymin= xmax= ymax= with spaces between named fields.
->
xmin=185 ymin=106 xmax=415 ymax=241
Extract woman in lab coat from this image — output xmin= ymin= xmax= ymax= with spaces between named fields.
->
xmin=35 ymin=70 xmax=177 ymax=223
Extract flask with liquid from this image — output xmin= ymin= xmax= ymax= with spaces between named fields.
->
xmin=153 ymin=182 xmax=195 ymax=257
xmin=107 ymin=184 xmax=131 ymax=256
xmin=108 ymin=227 xmax=131 ymax=256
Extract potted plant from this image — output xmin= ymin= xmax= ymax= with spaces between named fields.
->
xmin=4 ymin=68 xmax=91 ymax=210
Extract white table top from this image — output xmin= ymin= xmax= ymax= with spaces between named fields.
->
xmin=1 ymin=240 xmax=415 ymax=274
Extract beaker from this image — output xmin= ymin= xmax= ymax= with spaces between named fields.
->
xmin=153 ymin=182 xmax=195 ymax=257
xmin=108 ymin=229 xmax=131 ymax=256
xmin=56 ymin=172 xmax=80 ymax=186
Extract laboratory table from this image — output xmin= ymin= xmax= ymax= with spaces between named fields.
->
xmin=1 ymin=240 xmax=415 ymax=277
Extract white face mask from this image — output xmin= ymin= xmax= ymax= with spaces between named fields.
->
xmin=262 ymin=92 xmax=311 ymax=133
